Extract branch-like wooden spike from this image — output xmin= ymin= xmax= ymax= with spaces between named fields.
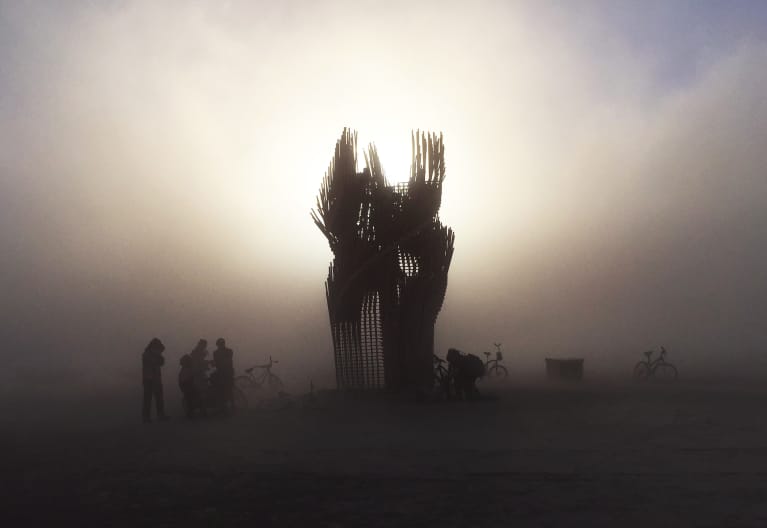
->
xmin=410 ymin=130 xmax=416 ymax=182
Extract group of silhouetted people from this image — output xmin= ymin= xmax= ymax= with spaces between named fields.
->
xmin=142 ymin=337 xmax=235 ymax=423
xmin=142 ymin=337 xmax=486 ymax=422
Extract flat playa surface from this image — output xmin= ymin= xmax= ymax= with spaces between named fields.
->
xmin=5 ymin=380 xmax=767 ymax=526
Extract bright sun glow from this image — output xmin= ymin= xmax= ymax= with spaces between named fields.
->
xmin=355 ymin=126 xmax=415 ymax=185
xmin=364 ymin=136 xmax=413 ymax=184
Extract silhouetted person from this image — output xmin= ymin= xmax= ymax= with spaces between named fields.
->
xmin=189 ymin=338 xmax=210 ymax=399
xmin=142 ymin=337 xmax=169 ymax=422
xmin=446 ymin=348 xmax=484 ymax=401
xmin=179 ymin=354 xmax=201 ymax=418
xmin=212 ymin=337 xmax=235 ymax=412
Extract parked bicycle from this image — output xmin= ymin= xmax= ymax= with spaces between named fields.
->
xmin=632 ymin=346 xmax=678 ymax=381
xmin=433 ymin=354 xmax=450 ymax=395
xmin=481 ymin=343 xmax=508 ymax=379
xmin=235 ymin=356 xmax=284 ymax=395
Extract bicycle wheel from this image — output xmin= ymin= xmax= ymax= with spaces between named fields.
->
xmin=487 ymin=365 xmax=509 ymax=379
xmin=235 ymin=375 xmax=254 ymax=392
xmin=633 ymin=362 xmax=650 ymax=381
xmin=232 ymin=387 xmax=248 ymax=410
xmin=653 ymin=363 xmax=678 ymax=382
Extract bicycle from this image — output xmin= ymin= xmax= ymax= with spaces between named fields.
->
xmin=433 ymin=354 xmax=450 ymax=395
xmin=481 ymin=343 xmax=508 ymax=379
xmin=235 ymin=356 xmax=285 ymax=395
xmin=632 ymin=346 xmax=678 ymax=382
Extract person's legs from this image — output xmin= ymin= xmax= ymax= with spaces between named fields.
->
xmin=142 ymin=381 xmax=153 ymax=422
xmin=456 ymin=375 xmax=470 ymax=400
xmin=180 ymin=382 xmax=194 ymax=418
xmin=227 ymin=378 xmax=235 ymax=411
xmin=452 ymin=376 xmax=463 ymax=400
xmin=192 ymin=387 xmax=203 ymax=412
xmin=154 ymin=381 xmax=168 ymax=419
xmin=209 ymin=372 xmax=220 ymax=409
xmin=467 ymin=376 xmax=479 ymax=400
xmin=198 ymin=384 xmax=208 ymax=416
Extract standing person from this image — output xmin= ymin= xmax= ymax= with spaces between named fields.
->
xmin=189 ymin=339 xmax=210 ymax=399
xmin=142 ymin=337 xmax=169 ymax=422
xmin=178 ymin=354 xmax=200 ymax=418
xmin=212 ymin=337 xmax=235 ymax=412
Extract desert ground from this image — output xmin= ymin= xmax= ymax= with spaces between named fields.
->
xmin=5 ymin=378 xmax=767 ymax=527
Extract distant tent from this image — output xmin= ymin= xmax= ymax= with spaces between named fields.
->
xmin=312 ymin=129 xmax=454 ymax=391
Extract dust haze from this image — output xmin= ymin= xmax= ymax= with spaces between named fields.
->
xmin=2 ymin=0 xmax=767 ymax=400
xmin=7 ymin=3 xmax=767 ymax=526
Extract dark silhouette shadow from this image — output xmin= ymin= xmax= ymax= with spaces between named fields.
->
xmin=210 ymin=337 xmax=235 ymax=414
xmin=142 ymin=337 xmax=169 ymax=422
xmin=446 ymin=348 xmax=484 ymax=400
xmin=178 ymin=352 xmax=203 ymax=418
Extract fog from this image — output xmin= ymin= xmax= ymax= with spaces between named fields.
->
xmin=2 ymin=1 xmax=767 ymax=394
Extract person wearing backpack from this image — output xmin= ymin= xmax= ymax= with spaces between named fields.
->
xmin=446 ymin=348 xmax=484 ymax=401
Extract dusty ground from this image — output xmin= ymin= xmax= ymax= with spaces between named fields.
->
xmin=4 ymin=379 xmax=767 ymax=526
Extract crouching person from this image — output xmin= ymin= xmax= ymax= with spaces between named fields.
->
xmin=446 ymin=348 xmax=485 ymax=401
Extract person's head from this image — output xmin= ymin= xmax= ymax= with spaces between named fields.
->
xmin=194 ymin=338 xmax=207 ymax=351
xmin=215 ymin=337 xmax=226 ymax=348
xmin=180 ymin=354 xmax=193 ymax=368
xmin=446 ymin=348 xmax=461 ymax=363
xmin=146 ymin=337 xmax=165 ymax=354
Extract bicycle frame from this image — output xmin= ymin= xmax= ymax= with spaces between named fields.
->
xmin=242 ymin=357 xmax=278 ymax=387
xmin=248 ymin=368 xmax=270 ymax=385
xmin=488 ymin=358 xmax=501 ymax=367
xmin=483 ymin=343 xmax=504 ymax=370
xmin=643 ymin=351 xmax=668 ymax=371
xmin=634 ymin=347 xmax=677 ymax=382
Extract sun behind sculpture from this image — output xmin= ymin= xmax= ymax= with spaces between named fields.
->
xmin=311 ymin=129 xmax=455 ymax=391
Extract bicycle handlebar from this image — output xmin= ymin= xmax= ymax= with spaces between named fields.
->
xmin=642 ymin=348 xmax=668 ymax=358
xmin=247 ymin=357 xmax=278 ymax=370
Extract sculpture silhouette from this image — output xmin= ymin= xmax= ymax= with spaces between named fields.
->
xmin=312 ymin=129 xmax=454 ymax=391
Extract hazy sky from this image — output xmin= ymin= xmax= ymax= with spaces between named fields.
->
xmin=2 ymin=1 xmax=767 ymax=387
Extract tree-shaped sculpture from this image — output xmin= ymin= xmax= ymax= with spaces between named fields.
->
xmin=312 ymin=129 xmax=454 ymax=391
